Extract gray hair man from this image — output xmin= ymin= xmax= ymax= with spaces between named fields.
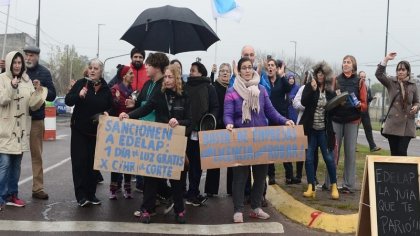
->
xmin=23 ymin=45 xmax=57 ymax=200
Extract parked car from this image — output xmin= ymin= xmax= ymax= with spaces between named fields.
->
xmin=54 ymin=96 xmax=73 ymax=115
xmin=416 ymin=111 xmax=420 ymax=130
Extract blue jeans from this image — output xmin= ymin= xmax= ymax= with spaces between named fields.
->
xmin=305 ymin=129 xmax=336 ymax=185
xmin=0 ymin=153 xmax=23 ymax=205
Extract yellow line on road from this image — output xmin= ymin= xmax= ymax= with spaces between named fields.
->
xmin=266 ymin=184 xmax=358 ymax=234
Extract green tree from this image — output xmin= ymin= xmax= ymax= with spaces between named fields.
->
xmin=45 ymin=45 xmax=89 ymax=96
xmin=371 ymin=82 xmax=384 ymax=96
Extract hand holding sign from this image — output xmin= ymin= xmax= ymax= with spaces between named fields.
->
xmin=226 ymin=124 xmax=234 ymax=131
xmin=119 ymin=112 xmax=129 ymax=120
xmin=168 ymin=118 xmax=179 ymax=128
xmin=285 ymin=120 xmax=295 ymax=127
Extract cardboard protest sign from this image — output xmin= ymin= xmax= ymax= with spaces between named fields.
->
xmin=94 ymin=116 xmax=187 ymax=180
xmin=199 ymin=125 xmax=307 ymax=169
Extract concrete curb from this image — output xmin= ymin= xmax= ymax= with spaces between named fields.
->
xmin=266 ymin=184 xmax=358 ymax=234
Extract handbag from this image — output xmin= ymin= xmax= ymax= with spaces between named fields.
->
xmin=381 ymin=94 xmax=398 ymax=138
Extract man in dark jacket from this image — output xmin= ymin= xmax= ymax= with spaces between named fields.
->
xmin=184 ymin=61 xmax=219 ymax=206
xmin=359 ymin=71 xmax=381 ymax=152
xmin=23 ymin=45 xmax=56 ymax=200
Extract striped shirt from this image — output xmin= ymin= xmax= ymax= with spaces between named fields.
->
xmin=313 ymin=91 xmax=326 ymax=130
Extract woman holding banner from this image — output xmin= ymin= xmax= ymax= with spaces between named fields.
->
xmin=224 ymin=57 xmax=294 ymax=223
xmin=119 ymin=63 xmax=191 ymax=224
xmin=375 ymin=52 xmax=419 ymax=156
xmin=65 ymin=58 xmax=112 ymax=207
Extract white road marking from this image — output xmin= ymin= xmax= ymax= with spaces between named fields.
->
xmin=56 ymin=134 xmax=68 ymax=140
xmin=0 ymin=220 xmax=284 ymax=234
xmin=18 ymin=157 xmax=71 ymax=186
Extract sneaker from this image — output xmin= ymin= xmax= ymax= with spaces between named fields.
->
xmin=249 ymin=208 xmax=270 ymax=220
xmin=339 ymin=186 xmax=354 ymax=194
xmin=109 ymin=190 xmax=117 ymax=200
xmin=6 ymin=196 xmax=25 ymax=207
xmin=291 ymin=177 xmax=301 ymax=184
xmin=175 ymin=210 xmax=186 ymax=224
xmin=185 ymin=197 xmax=201 ymax=207
xmin=196 ymin=195 xmax=208 ymax=205
xmin=134 ymin=210 xmax=156 ymax=217
xmin=32 ymin=191 xmax=49 ymax=200
xmin=88 ymin=196 xmax=102 ymax=205
xmin=268 ymin=176 xmax=276 ymax=185
xmin=138 ymin=210 xmax=151 ymax=224
xmin=78 ymin=198 xmax=91 ymax=207
xmin=371 ymin=147 xmax=381 ymax=152
xmin=163 ymin=201 xmax=174 ymax=215
xmin=124 ymin=189 xmax=133 ymax=199
xmin=233 ymin=212 xmax=243 ymax=223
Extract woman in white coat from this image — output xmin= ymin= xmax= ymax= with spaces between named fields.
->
xmin=0 ymin=51 xmax=45 ymax=210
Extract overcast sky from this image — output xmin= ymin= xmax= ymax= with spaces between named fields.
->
xmin=1 ymin=0 xmax=420 ymax=82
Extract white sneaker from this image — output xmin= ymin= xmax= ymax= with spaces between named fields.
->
xmin=249 ymin=208 xmax=270 ymax=220
xmin=233 ymin=212 xmax=243 ymax=223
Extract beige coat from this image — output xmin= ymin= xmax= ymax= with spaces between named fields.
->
xmin=376 ymin=64 xmax=420 ymax=138
xmin=0 ymin=51 xmax=43 ymax=154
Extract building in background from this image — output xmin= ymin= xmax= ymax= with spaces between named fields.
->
xmin=0 ymin=32 xmax=36 ymax=56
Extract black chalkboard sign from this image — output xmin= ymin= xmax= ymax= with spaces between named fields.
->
xmin=357 ymin=156 xmax=420 ymax=236
xmin=374 ymin=163 xmax=420 ymax=235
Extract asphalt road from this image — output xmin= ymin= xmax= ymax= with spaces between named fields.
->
xmin=357 ymin=128 xmax=420 ymax=156
xmin=0 ymin=116 xmax=339 ymax=236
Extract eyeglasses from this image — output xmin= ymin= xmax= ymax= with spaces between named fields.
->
xmin=240 ymin=66 xmax=253 ymax=71
xmin=219 ymin=69 xmax=230 ymax=74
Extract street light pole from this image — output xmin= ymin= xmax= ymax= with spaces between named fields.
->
xmin=381 ymin=0 xmax=390 ymax=119
xmin=36 ymin=0 xmax=40 ymax=47
xmin=97 ymin=24 xmax=105 ymax=59
xmin=290 ymin=41 xmax=297 ymax=73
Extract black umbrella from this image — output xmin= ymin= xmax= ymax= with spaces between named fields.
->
xmin=121 ymin=5 xmax=220 ymax=54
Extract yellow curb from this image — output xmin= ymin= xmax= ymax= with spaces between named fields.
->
xmin=266 ymin=184 xmax=358 ymax=234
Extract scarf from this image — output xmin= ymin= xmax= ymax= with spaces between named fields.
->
xmin=233 ymin=72 xmax=260 ymax=123
xmin=216 ymin=77 xmax=229 ymax=88
xmin=398 ymin=76 xmax=410 ymax=111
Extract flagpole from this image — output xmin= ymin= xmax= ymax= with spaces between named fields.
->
xmin=1 ymin=3 xmax=10 ymax=59
xmin=214 ymin=18 xmax=218 ymax=64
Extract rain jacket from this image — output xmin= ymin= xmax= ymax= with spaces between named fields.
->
xmin=0 ymin=51 xmax=44 ymax=154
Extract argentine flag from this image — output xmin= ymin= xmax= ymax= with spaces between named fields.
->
xmin=211 ymin=0 xmax=243 ymax=22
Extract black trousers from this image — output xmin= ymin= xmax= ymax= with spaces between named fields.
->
xmin=282 ymin=162 xmax=304 ymax=180
xmin=186 ymin=139 xmax=202 ymax=198
xmin=227 ymin=167 xmax=251 ymax=195
xmin=70 ymin=128 xmax=97 ymax=202
xmin=204 ymin=168 xmax=220 ymax=195
xmin=361 ymin=111 xmax=377 ymax=150
xmin=387 ymin=135 xmax=411 ymax=156
xmin=142 ymin=172 xmax=187 ymax=214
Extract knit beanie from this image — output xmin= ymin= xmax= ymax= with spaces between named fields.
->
xmin=120 ymin=66 xmax=130 ymax=78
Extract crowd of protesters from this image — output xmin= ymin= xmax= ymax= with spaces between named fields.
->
xmin=0 ymin=44 xmax=418 ymax=227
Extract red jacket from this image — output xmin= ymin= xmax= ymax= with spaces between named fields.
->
xmin=111 ymin=83 xmax=133 ymax=116
xmin=131 ymin=64 xmax=149 ymax=92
